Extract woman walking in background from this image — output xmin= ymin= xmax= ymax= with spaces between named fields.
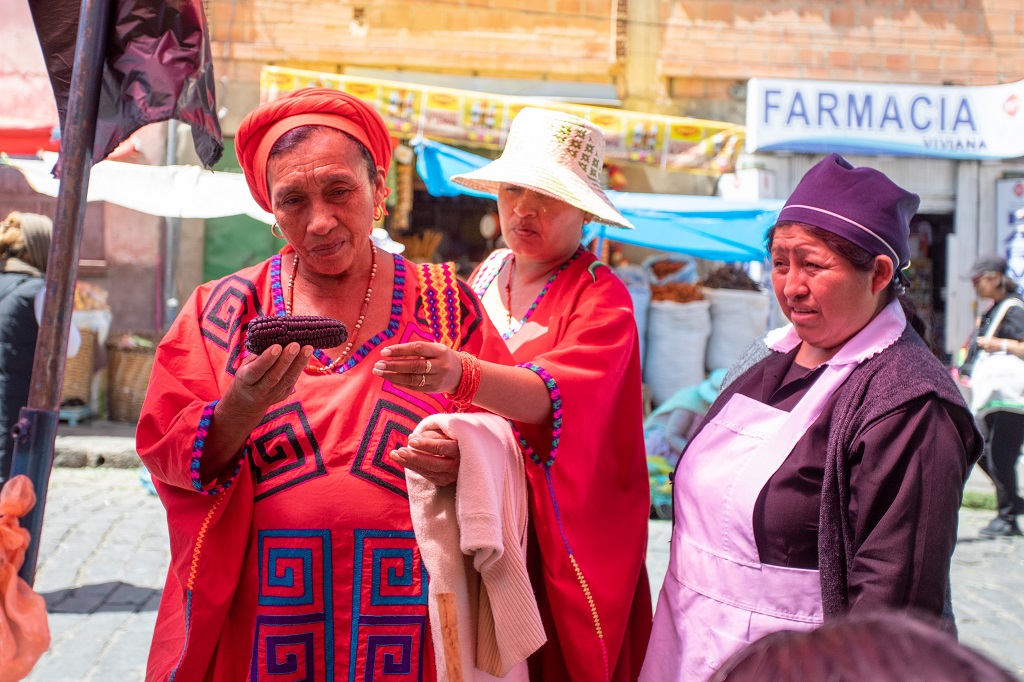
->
xmin=965 ymin=253 xmax=1024 ymax=538
xmin=0 ymin=212 xmax=78 ymax=486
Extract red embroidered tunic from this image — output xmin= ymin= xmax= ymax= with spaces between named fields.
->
xmin=471 ymin=248 xmax=653 ymax=682
xmin=139 ymin=250 xmax=510 ymax=681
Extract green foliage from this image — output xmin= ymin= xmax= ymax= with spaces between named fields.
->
xmin=962 ymin=490 xmax=998 ymax=511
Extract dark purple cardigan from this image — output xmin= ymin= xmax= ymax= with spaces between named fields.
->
xmin=685 ymin=326 xmax=981 ymax=619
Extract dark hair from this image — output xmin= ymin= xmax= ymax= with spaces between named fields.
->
xmin=998 ymin=274 xmax=1019 ymax=296
xmin=710 ymin=611 xmax=1017 ymax=682
xmin=767 ymin=222 xmax=931 ymax=346
xmin=268 ymin=125 xmax=377 ymax=184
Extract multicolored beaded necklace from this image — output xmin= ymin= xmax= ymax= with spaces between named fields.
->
xmin=500 ymin=247 xmax=583 ymax=340
xmin=286 ymin=244 xmax=378 ymax=375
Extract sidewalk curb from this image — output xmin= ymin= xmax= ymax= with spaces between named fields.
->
xmin=54 ymin=436 xmax=140 ymax=469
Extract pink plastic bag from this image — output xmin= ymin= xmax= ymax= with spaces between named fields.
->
xmin=0 ymin=475 xmax=50 ymax=682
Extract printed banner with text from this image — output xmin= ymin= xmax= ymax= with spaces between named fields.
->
xmin=261 ymin=66 xmax=744 ymax=175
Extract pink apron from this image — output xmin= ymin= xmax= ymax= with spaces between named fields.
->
xmin=640 ymin=301 xmax=906 ymax=681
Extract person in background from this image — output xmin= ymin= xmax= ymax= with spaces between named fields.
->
xmin=0 ymin=212 xmax=78 ymax=486
xmin=137 ymin=89 xmax=519 ymax=680
xmin=640 ymin=154 xmax=981 ymax=681
xmin=965 ymin=253 xmax=1024 ymax=538
xmin=379 ymin=107 xmax=652 ymax=681
xmin=709 ymin=611 xmax=1017 ymax=682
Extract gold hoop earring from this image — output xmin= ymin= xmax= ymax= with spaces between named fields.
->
xmin=373 ymin=206 xmax=384 ymax=221
xmin=270 ymin=222 xmax=284 ymax=238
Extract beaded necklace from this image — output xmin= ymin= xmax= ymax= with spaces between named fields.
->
xmin=286 ymin=245 xmax=378 ymax=375
xmin=505 ymin=256 xmax=515 ymax=326
xmin=500 ymin=247 xmax=582 ymax=340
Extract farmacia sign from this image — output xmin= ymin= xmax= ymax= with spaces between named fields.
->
xmin=746 ymin=77 xmax=1024 ymax=159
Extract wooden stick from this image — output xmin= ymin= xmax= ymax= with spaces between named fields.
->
xmin=436 ymin=592 xmax=464 ymax=682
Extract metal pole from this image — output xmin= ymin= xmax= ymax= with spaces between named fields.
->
xmin=162 ymin=119 xmax=181 ymax=329
xmin=10 ymin=0 xmax=113 ymax=586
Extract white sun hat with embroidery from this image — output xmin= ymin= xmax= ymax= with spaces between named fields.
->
xmin=451 ymin=107 xmax=634 ymax=229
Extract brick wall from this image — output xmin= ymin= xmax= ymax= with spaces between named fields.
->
xmin=205 ymin=0 xmax=1024 ymax=125
xmin=207 ymin=0 xmax=618 ymax=81
xmin=661 ymin=0 xmax=1022 ymax=98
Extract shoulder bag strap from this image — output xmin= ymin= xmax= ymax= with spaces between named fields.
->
xmin=982 ymin=298 xmax=1024 ymax=339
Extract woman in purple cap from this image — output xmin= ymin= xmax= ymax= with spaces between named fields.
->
xmin=640 ymin=154 xmax=982 ymax=682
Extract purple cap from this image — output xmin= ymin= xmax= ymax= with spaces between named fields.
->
xmin=776 ymin=154 xmax=920 ymax=277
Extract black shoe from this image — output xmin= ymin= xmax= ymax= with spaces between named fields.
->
xmin=979 ymin=517 xmax=1023 ymax=538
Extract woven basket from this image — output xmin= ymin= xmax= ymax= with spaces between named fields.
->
xmin=60 ymin=327 xmax=97 ymax=407
xmin=107 ymin=331 xmax=161 ymax=423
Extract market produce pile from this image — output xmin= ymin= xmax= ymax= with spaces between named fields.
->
xmin=648 ymin=262 xmax=763 ymax=302
xmin=701 ymin=265 xmax=762 ymax=290
xmin=651 ymin=282 xmax=703 ymax=303
xmin=649 ymin=259 xmax=689 ymax=281
xmin=74 ymin=282 xmax=110 ymax=310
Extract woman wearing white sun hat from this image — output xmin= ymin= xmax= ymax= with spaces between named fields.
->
xmin=377 ymin=107 xmax=652 ymax=681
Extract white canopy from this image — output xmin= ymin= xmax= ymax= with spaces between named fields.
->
xmin=3 ymin=152 xmax=275 ymax=224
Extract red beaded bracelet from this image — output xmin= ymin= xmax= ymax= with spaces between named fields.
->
xmin=447 ymin=351 xmax=482 ymax=409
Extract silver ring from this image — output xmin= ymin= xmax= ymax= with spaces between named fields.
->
xmin=425 ymin=359 xmax=432 ymax=374
xmin=418 ymin=374 xmax=426 ymax=387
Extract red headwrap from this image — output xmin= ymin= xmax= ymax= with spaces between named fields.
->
xmin=236 ymin=88 xmax=394 ymax=212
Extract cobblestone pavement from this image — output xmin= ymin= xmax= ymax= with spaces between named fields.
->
xmin=648 ymin=510 xmax=1024 ymax=677
xmin=22 ymin=468 xmax=1024 ymax=680
xmin=26 ymin=469 xmax=167 ymax=682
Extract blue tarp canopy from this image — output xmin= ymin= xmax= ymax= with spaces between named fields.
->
xmin=413 ymin=137 xmax=783 ymax=262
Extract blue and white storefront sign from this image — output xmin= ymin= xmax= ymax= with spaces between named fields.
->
xmin=746 ymin=77 xmax=1024 ymax=159
xmin=996 ymin=178 xmax=1024 ymax=286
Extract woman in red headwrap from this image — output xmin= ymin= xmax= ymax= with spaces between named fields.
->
xmin=137 ymin=89 xmax=553 ymax=681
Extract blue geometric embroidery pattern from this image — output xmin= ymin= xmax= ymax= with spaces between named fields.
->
xmin=350 ymin=400 xmax=421 ymax=500
xmin=350 ymin=529 xmax=428 ymax=681
xmin=199 ymin=275 xmax=263 ymax=376
xmin=249 ymin=402 xmax=326 ymax=502
xmin=252 ymin=529 xmax=334 ymax=681
xmin=264 ymin=547 xmax=315 ymax=606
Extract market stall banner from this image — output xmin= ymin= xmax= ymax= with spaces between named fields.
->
xmin=413 ymin=137 xmax=781 ymax=262
xmin=0 ymin=0 xmax=60 ymax=155
xmin=261 ymin=66 xmax=744 ymax=175
xmin=3 ymin=152 xmax=273 ymax=223
xmin=584 ymin=195 xmax=780 ymax=263
xmin=413 ymin=136 xmax=496 ymax=199
xmin=747 ymin=76 xmax=1024 ymax=160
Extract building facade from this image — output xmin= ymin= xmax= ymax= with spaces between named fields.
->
xmin=199 ymin=0 xmax=1024 ymax=351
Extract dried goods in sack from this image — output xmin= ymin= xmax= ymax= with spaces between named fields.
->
xmin=701 ymin=265 xmax=762 ymax=291
xmin=651 ymin=282 xmax=704 ymax=303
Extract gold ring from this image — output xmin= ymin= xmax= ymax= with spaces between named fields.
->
xmin=419 ymin=374 xmax=426 ymax=387
xmin=425 ymin=360 xmax=432 ymax=374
